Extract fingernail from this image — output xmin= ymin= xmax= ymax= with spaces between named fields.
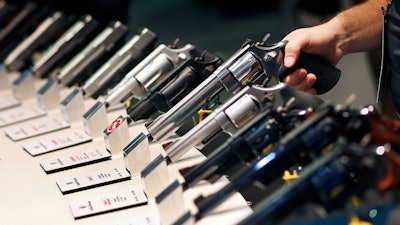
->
xmin=285 ymin=56 xmax=295 ymax=67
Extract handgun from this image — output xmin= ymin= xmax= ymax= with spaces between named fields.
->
xmin=0 ymin=2 xmax=51 ymax=60
xmin=180 ymin=105 xmax=310 ymax=190
xmin=103 ymin=41 xmax=207 ymax=108
xmin=3 ymin=10 xmax=75 ymax=72
xmin=163 ymin=82 xmax=323 ymax=162
xmin=125 ymin=50 xmax=223 ymax=122
xmin=145 ymin=34 xmax=341 ymax=143
xmin=236 ymin=141 xmax=383 ymax=225
xmin=192 ymin=102 xmax=364 ymax=220
xmin=56 ymin=20 xmax=128 ymax=86
xmin=81 ymin=27 xmax=158 ymax=99
xmin=30 ymin=14 xmax=102 ymax=78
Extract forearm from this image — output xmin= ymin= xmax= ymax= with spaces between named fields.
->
xmin=328 ymin=0 xmax=386 ymax=54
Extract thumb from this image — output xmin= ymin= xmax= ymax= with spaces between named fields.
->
xmin=283 ymin=41 xmax=301 ymax=68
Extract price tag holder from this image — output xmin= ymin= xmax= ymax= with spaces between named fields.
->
xmin=23 ymin=129 xmax=92 ymax=156
xmin=104 ymin=115 xmax=130 ymax=156
xmin=56 ymin=166 xmax=131 ymax=194
xmin=60 ymin=88 xmax=84 ymax=123
xmin=123 ymin=132 xmax=151 ymax=176
xmin=141 ymin=154 xmax=170 ymax=200
xmin=0 ymin=104 xmax=46 ymax=127
xmin=82 ymin=101 xmax=109 ymax=138
xmin=37 ymin=78 xmax=61 ymax=111
xmin=4 ymin=116 xmax=70 ymax=141
xmin=40 ymin=146 xmax=111 ymax=173
xmin=156 ymin=179 xmax=188 ymax=225
xmin=69 ymin=187 xmax=148 ymax=219
xmin=12 ymin=70 xmax=36 ymax=101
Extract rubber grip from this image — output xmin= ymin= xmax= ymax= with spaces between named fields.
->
xmin=279 ymin=52 xmax=341 ymax=95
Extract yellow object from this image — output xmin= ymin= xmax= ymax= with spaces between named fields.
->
xmin=348 ymin=216 xmax=372 ymax=225
xmin=125 ymin=99 xmax=131 ymax=108
xmin=282 ymin=170 xmax=300 ymax=183
xmin=198 ymin=109 xmax=213 ymax=122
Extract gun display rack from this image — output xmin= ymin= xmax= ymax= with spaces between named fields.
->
xmin=1 ymin=1 xmax=400 ymax=225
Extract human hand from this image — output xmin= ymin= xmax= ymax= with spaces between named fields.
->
xmin=282 ymin=25 xmax=343 ymax=94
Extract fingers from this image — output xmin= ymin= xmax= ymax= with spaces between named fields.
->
xmin=282 ymin=29 xmax=307 ymax=68
xmin=283 ymin=68 xmax=317 ymax=95
xmin=283 ymin=43 xmax=301 ymax=68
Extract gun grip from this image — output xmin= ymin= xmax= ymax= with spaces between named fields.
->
xmin=279 ymin=52 xmax=341 ymax=95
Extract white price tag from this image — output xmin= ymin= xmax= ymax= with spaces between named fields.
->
xmin=56 ymin=166 xmax=131 ymax=194
xmin=23 ymin=129 xmax=92 ymax=156
xmin=0 ymin=95 xmax=21 ymax=110
xmin=70 ymin=188 xmax=148 ymax=219
xmin=40 ymin=147 xmax=110 ymax=173
xmin=0 ymin=104 xmax=46 ymax=127
xmin=5 ymin=116 xmax=70 ymax=141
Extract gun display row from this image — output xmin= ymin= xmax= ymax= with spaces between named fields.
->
xmin=8 ymin=2 xmax=400 ymax=225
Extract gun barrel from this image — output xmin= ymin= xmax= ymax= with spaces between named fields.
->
xmin=0 ymin=2 xmax=50 ymax=60
xmin=126 ymin=52 xmax=222 ymax=122
xmin=164 ymin=86 xmax=262 ymax=162
xmin=194 ymin=104 xmax=340 ymax=219
xmin=82 ymin=27 xmax=157 ymax=98
xmin=57 ymin=20 xmax=128 ymax=86
xmin=147 ymin=72 xmax=225 ymax=141
xmin=4 ymin=10 xmax=71 ymax=71
xmin=31 ymin=14 xmax=101 ymax=78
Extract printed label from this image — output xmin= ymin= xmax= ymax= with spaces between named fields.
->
xmin=0 ymin=104 xmax=46 ymax=127
xmin=69 ymin=188 xmax=148 ymax=219
xmin=5 ymin=116 xmax=70 ymax=141
xmin=40 ymin=147 xmax=110 ymax=173
xmin=23 ymin=129 xmax=93 ymax=156
xmin=56 ymin=166 xmax=131 ymax=194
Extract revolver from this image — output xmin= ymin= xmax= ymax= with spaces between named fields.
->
xmin=237 ymin=141 xmax=384 ymax=225
xmin=180 ymin=104 xmax=311 ymax=190
xmin=0 ymin=2 xmax=51 ymax=60
xmin=31 ymin=14 xmax=102 ymax=78
xmin=103 ymin=40 xmax=208 ymax=108
xmin=56 ymin=20 xmax=128 ymax=86
xmin=81 ymin=27 xmax=158 ymax=99
xmin=3 ymin=10 xmax=75 ymax=72
xmin=193 ymin=102 xmax=364 ymax=220
xmin=163 ymin=82 xmax=324 ymax=162
xmin=125 ymin=51 xmax=223 ymax=122
xmin=146 ymin=34 xmax=341 ymax=143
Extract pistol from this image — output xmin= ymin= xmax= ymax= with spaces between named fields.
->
xmin=193 ymin=102 xmax=363 ymax=220
xmin=237 ymin=141 xmax=383 ymax=225
xmin=81 ymin=27 xmax=158 ymax=99
xmin=56 ymin=20 xmax=128 ymax=86
xmin=164 ymin=82 xmax=323 ymax=162
xmin=125 ymin=51 xmax=223 ymax=122
xmin=145 ymin=34 xmax=341 ymax=143
xmin=30 ymin=14 xmax=102 ymax=78
xmin=103 ymin=41 xmax=207 ymax=108
xmin=3 ymin=10 xmax=75 ymax=72
xmin=180 ymin=106 xmax=310 ymax=190
xmin=0 ymin=2 xmax=50 ymax=60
